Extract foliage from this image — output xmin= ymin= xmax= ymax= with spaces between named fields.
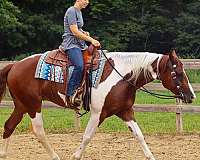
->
xmin=0 ymin=0 xmax=21 ymax=59
xmin=0 ymin=0 xmax=20 ymax=27
xmin=0 ymin=0 xmax=200 ymax=60
xmin=175 ymin=2 xmax=200 ymax=58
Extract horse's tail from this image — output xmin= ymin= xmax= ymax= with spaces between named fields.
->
xmin=0 ymin=63 xmax=14 ymax=103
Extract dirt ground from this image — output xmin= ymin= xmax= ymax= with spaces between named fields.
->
xmin=1 ymin=133 xmax=200 ymax=160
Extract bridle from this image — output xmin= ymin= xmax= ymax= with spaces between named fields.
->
xmin=156 ymin=55 xmax=185 ymax=100
xmin=168 ymin=61 xmax=185 ymax=101
xmin=100 ymin=49 xmax=184 ymax=100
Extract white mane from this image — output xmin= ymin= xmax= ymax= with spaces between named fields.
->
xmin=108 ymin=52 xmax=163 ymax=84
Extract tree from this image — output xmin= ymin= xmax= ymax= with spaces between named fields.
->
xmin=0 ymin=0 xmax=200 ymax=59
xmin=175 ymin=2 xmax=200 ymax=58
xmin=0 ymin=0 xmax=21 ymax=59
xmin=0 ymin=0 xmax=20 ymax=28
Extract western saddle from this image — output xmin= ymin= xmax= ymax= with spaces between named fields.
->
xmin=44 ymin=45 xmax=101 ymax=111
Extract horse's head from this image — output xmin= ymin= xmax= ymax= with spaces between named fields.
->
xmin=158 ymin=49 xmax=196 ymax=103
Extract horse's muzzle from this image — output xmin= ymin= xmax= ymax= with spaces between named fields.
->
xmin=182 ymin=94 xmax=195 ymax=104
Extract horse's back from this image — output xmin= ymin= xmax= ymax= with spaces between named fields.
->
xmin=7 ymin=54 xmax=42 ymax=99
xmin=8 ymin=54 xmax=41 ymax=79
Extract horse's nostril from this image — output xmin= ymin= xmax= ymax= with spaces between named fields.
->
xmin=191 ymin=92 xmax=197 ymax=99
xmin=191 ymin=95 xmax=196 ymax=99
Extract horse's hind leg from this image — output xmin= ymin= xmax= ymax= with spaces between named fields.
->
xmin=117 ymin=109 xmax=155 ymax=160
xmin=0 ymin=106 xmax=25 ymax=158
xmin=30 ymin=112 xmax=60 ymax=160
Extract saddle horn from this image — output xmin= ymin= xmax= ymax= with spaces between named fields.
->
xmin=87 ymin=44 xmax=100 ymax=56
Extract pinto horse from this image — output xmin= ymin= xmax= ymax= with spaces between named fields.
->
xmin=0 ymin=49 xmax=195 ymax=160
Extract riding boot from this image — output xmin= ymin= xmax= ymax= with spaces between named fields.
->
xmin=65 ymin=87 xmax=83 ymax=108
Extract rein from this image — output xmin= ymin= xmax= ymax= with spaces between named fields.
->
xmin=100 ymin=49 xmax=182 ymax=100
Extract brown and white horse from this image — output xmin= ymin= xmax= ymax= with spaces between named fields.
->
xmin=0 ymin=49 xmax=195 ymax=160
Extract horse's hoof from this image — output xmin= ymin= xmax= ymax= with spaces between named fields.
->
xmin=52 ymin=153 xmax=60 ymax=160
xmin=70 ymin=154 xmax=81 ymax=160
xmin=0 ymin=152 xmax=7 ymax=158
xmin=147 ymin=155 xmax=155 ymax=160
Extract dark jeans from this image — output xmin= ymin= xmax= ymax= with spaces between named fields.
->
xmin=65 ymin=48 xmax=84 ymax=96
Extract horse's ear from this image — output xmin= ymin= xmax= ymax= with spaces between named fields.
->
xmin=169 ymin=48 xmax=177 ymax=61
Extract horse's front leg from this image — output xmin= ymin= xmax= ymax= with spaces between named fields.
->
xmin=71 ymin=112 xmax=100 ymax=160
xmin=126 ymin=120 xmax=155 ymax=160
xmin=30 ymin=112 xmax=60 ymax=160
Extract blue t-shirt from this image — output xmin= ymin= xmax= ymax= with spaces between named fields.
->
xmin=61 ymin=6 xmax=87 ymax=51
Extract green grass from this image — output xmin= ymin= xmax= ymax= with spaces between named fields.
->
xmin=0 ymin=67 xmax=199 ymax=135
xmin=0 ymin=91 xmax=200 ymax=134
xmin=135 ymin=91 xmax=200 ymax=105
xmin=1 ymin=108 xmax=200 ymax=134
xmin=185 ymin=69 xmax=200 ymax=83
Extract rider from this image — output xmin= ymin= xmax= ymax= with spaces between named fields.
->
xmin=60 ymin=0 xmax=101 ymax=106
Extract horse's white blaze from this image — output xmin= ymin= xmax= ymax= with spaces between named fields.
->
xmin=31 ymin=113 xmax=60 ymax=160
xmin=183 ymin=70 xmax=196 ymax=98
xmin=188 ymin=82 xmax=196 ymax=98
xmin=20 ymin=54 xmax=41 ymax=62
xmin=126 ymin=121 xmax=155 ymax=160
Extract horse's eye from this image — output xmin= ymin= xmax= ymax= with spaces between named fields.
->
xmin=177 ymin=72 xmax=184 ymax=81
xmin=178 ymin=71 xmax=184 ymax=75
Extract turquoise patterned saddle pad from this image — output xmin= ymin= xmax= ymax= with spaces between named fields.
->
xmin=35 ymin=51 xmax=106 ymax=88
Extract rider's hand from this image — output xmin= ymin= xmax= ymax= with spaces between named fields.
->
xmin=91 ymin=39 xmax=101 ymax=47
xmin=83 ymin=31 xmax=90 ymax=36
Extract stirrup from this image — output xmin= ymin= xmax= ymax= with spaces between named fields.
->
xmin=71 ymin=93 xmax=81 ymax=106
xmin=66 ymin=91 xmax=81 ymax=108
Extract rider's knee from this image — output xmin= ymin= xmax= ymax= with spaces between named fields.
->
xmin=76 ymin=64 xmax=84 ymax=72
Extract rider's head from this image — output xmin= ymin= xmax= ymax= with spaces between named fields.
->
xmin=74 ymin=0 xmax=89 ymax=9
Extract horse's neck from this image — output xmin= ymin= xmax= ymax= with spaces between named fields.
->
xmin=134 ymin=71 xmax=155 ymax=89
xmin=110 ymin=52 xmax=163 ymax=89
xmin=156 ymin=55 xmax=169 ymax=81
xmin=134 ymin=55 xmax=163 ymax=89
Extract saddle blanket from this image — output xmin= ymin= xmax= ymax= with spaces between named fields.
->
xmin=35 ymin=50 xmax=106 ymax=88
xmin=35 ymin=51 xmax=64 ymax=83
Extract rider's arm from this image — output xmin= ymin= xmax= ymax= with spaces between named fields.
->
xmin=70 ymin=24 xmax=100 ymax=47
xmin=80 ymin=28 xmax=90 ymax=36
